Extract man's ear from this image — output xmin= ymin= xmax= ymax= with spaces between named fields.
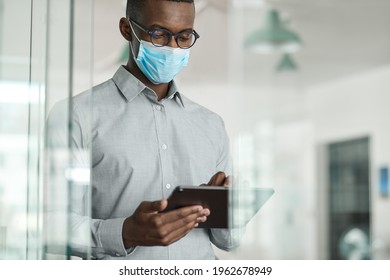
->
xmin=119 ymin=17 xmax=132 ymax=41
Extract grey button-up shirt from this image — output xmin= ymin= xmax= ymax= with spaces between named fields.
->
xmin=48 ymin=66 xmax=241 ymax=259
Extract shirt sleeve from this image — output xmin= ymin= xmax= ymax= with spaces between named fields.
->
xmin=209 ymin=116 xmax=245 ymax=251
xmin=46 ymin=99 xmax=134 ymax=259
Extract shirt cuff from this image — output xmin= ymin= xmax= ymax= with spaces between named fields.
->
xmin=99 ymin=217 xmax=134 ymax=257
xmin=126 ymin=246 xmax=137 ymax=255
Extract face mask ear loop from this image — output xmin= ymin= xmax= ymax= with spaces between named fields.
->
xmin=127 ymin=18 xmax=141 ymax=62
xmin=127 ymin=18 xmax=141 ymax=43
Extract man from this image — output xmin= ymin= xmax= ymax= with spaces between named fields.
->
xmin=50 ymin=0 xmax=242 ymax=259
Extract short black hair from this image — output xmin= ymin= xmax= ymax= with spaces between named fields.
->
xmin=126 ymin=0 xmax=194 ymax=21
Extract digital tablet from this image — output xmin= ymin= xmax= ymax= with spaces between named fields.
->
xmin=163 ymin=186 xmax=274 ymax=228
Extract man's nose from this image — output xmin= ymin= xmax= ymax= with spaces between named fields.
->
xmin=167 ymin=37 xmax=180 ymax=48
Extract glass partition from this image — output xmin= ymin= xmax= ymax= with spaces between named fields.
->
xmin=0 ymin=0 xmax=33 ymax=260
xmin=43 ymin=0 xmax=94 ymax=261
xmin=0 ymin=0 xmax=94 ymax=260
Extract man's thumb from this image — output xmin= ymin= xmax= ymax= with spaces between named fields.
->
xmin=139 ymin=199 xmax=167 ymax=213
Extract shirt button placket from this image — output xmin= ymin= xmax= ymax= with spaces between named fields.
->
xmin=153 ymin=102 xmax=171 ymax=197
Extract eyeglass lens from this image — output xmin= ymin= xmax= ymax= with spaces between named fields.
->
xmin=150 ymin=29 xmax=196 ymax=48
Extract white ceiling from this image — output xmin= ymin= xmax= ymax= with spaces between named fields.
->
xmin=93 ymin=0 xmax=390 ymax=88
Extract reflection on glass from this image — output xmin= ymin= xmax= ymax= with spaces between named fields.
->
xmin=229 ymin=187 xmax=274 ymax=229
xmin=43 ymin=0 xmax=94 ymax=260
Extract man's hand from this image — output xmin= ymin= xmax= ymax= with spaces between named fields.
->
xmin=204 ymin=171 xmax=231 ymax=187
xmin=122 ymin=199 xmax=210 ymax=248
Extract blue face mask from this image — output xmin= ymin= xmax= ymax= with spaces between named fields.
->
xmin=129 ymin=27 xmax=190 ymax=85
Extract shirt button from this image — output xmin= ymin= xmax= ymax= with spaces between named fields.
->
xmin=154 ymin=105 xmax=162 ymax=111
xmin=166 ymin=184 xmax=171 ymax=189
xmin=161 ymin=144 xmax=168 ymax=150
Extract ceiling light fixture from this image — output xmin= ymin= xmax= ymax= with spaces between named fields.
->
xmin=245 ymin=9 xmax=302 ymax=54
xmin=276 ymin=53 xmax=298 ymax=72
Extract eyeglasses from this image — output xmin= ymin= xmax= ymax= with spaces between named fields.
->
xmin=129 ymin=19 xmax=200 ymax=49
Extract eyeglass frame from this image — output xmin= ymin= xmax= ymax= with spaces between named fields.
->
xmin=129 ymin=18 xmax=200 ymax=49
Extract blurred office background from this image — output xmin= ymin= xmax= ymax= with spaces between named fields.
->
xmin=1 ymin=0 xmax=390 ymax=259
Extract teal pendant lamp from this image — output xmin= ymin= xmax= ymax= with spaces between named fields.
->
xmin=245 ymin=9 xmax=302 ymax=54
xmin=276 ymin=53 xmax=298 ymax=72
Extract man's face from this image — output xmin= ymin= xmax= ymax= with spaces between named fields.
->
xmin=133 ymin=0 xmax=195 ymax=48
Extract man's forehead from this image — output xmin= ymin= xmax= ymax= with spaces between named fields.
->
xmin=141 ymin=0 xmax=195 ymax=29
xmin=143 ymin=0 xmax=195 ymax=11
xmin=143 ymin=0 xmax=195 ymax=8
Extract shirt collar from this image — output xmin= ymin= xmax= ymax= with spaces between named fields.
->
xmin=112 ymin=66 xmax=146 ymax=103
xmin=112 ymin=66 xmax=185 ymax=108
xmin=166 ymin=80 xmax=185 ymax=108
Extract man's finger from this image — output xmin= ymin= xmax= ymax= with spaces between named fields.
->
xmin=209 ymin=171 xmax=226 ymax=186
xmin=138 ymin=199 xmax=167 ymax=213
xmin=150 ymin=209 xmax=208 ymax=245
xmin=224 ymin=176 xmax=231 ymax=187
xmin=160 ymin=205 xmax=206 ymax=224
xmin=158 ymin=218 xmax=200 ymax=246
